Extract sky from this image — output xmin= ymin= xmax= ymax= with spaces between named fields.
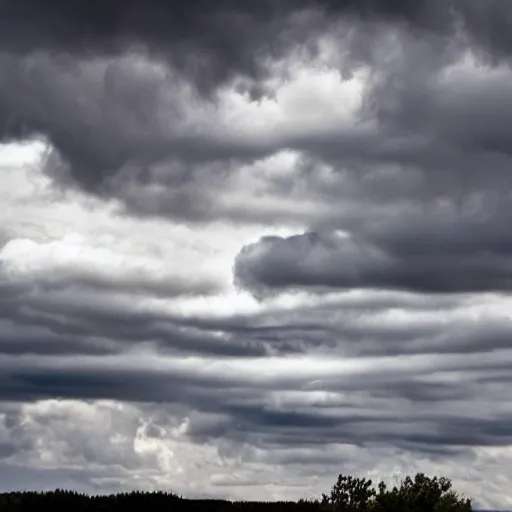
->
xmin=2 ymin=0 xmax=512 ymax=508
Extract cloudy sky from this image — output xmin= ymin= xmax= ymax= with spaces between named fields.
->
xmin=2 ymin=0 xmax=512 ymax=508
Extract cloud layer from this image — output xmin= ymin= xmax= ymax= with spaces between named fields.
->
xmin=2 ymin=1 xmax=512 ymax=509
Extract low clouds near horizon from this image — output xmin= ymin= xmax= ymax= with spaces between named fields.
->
xmin=2 ymin=0 xmax=512 ymax=508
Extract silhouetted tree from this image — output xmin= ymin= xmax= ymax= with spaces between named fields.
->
xmin=372 ymin=473 xmax=471 ymax=512
xmin=321 ymin=475 xmax=376 ymax=512
xmin=321 ymin=473 xmax=471 ymax=512
xmin=0 ymin=473 xmax=472 ymax=512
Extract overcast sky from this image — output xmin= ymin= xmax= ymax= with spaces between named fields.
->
xmin=2 ymin=0 xmax=512 ymax=508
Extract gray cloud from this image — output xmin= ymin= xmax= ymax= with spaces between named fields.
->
xmin=1 ymin=1 xmax=510 ymax=65
xmin=2 ymin=0 xmax=512 ymax=507
xmin=1 ymin=349 xmax=512 ymax=455
xmin=0 ymin=0 xmax=511 ymax=219
xmin=234 ymin=221 xmax=512 ymax=295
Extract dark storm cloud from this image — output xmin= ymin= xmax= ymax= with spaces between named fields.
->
xmin=2 ymin=353 xmax=512 ymax=454
xmin=0 ymin=328 xmax=116 ymax=357
xmin=1 ymin=1 xmax=510 ymax=68
xmin=0 ymin=291 xmax=270 ymax=358
xmin=0 ymin=0 xmax=300 ymax=93
xmin=0 ymin=53 xmax=254 ymax=195
xmin=234 ymin=222 xmax=512 ymax=295
xmin=0 ymin=0 xmax=511 ymax=216
xmin=0 ymin=1 xmax=433 ymax=68
xmin=1 ymin=255 xmax=267 ymax=357
xmin=0 ymin=268 xmax=482 ymax=360
xmin=2 ymin=255 xmax=505 ymax=361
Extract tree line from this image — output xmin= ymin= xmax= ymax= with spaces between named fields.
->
xmin=0 ymin=473 xmax=472 ymax=512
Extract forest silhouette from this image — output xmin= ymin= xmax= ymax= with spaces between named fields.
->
xmin=0 ymin=472 xmax=472 ymax=512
